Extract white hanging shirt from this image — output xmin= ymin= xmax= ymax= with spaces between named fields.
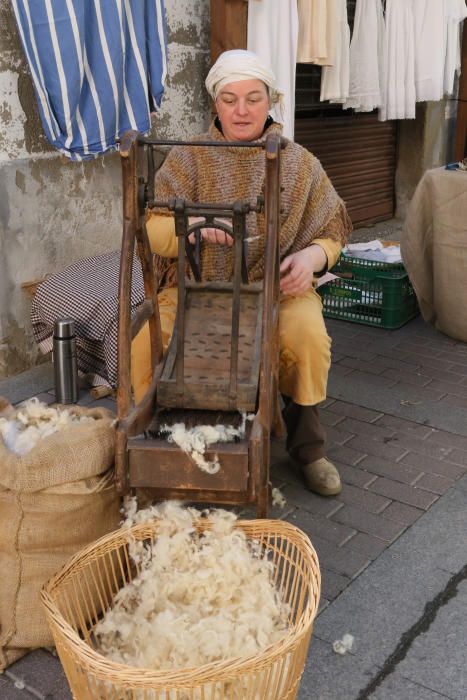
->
xmin=444 ymin=0 xmax=467 ymax=96
xmin=247 ymin=0 xmax=298 ymax=140
xmin=320 ymin=0 xmax=350 ymax=103
xmin=380 ymin=0 xmax=416 ymax=120
xmin=343 ymin=0 xmax=386 ymax=112
xmin=414 ymin=0 xmax=446 ymax=102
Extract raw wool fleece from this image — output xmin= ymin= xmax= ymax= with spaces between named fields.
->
xmin=271 ymin=486 xmax=287 ymax=508
xmin=160 ymin=413 xmax=253 ymax=474
xmin=152 ymin=120 xmax=351 ymax=287
xmin=333 ymin=633 xmax=355 ymax=655
xmin=0 ymin=399 xmax=116 ymax=492
xmin=0 ymin=399 xmax=120 ymax=670
xmin=0 ymin=397 xmax=96 ymax=455
xmin=94 ymin=500 xmax=289 ymax=676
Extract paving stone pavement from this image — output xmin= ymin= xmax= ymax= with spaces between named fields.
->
xmin=1 ymin=314 xmax=466 ymax=699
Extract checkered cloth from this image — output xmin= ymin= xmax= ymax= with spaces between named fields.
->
xmin=31 ymin=250 xmax=145 ymax=388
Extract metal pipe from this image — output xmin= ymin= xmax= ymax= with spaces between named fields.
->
xmin=136 ymin=137 xmax=286 ymax=149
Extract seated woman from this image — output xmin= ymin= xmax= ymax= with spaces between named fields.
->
xmin=132 ymin=50 xmax=352 ymax=496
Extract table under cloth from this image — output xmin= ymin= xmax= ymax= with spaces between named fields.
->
xmin=401 ymin=167 xmax=467 ymax=342
xmin=31 ymin=250 xmax=145 ymax=387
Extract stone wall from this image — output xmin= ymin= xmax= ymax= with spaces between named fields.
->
xmin=0 ymin=0 xmax=210 ymax=377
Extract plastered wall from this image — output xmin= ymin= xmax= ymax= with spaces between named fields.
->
xmin=395 ymin=99 xmax=458 ymax=219
xmin=0 ymin=0 xmax=211 ymax=377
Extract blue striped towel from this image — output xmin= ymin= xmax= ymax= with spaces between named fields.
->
xmin=12 ymin=0 xmax=168 ymax=161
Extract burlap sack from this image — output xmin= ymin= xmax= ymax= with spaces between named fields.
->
xmin=0 ymin=404 xmax=121 ymax=670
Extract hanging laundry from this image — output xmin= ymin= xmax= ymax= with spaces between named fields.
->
xmin=247 ymin=0 xmax=298 ymax=140
xmin=343 ymin=0 xmax=386 ymax=113
xmin=297 ymin=0 xmax=336 ymax=66
xmin=444 ymin=0 xmax=467 ymax=96
xmin=12 ymin=0 xmax=168 ymax=161
xmin=413 ymin=0 xmax=446 ymax=102
xmin=320 ymin=0 xmax=350 ymax=103
xmin=380 ymin=0 xmax=416 ymax=121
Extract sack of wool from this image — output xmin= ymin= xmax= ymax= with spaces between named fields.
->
xmin=0 ymin=398 xmax=121 ymax=670
xmin=94 ymin=500 xmax=290 ymax=679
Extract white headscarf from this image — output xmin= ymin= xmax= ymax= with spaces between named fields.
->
xmin=205 ymin=49 xmax=285 ymax=109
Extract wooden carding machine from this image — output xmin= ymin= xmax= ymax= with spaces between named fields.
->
xmin=115 ymin=131 xmax=284 ymax=517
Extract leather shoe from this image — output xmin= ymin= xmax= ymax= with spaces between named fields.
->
xmin=301 ymin=458 xmax=342 ymax=496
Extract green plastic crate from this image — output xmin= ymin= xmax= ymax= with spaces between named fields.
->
xmin=332 ymin=253 xmax=406 ymax=281
xmin=319 ymin=255 xmax=419 ymax=329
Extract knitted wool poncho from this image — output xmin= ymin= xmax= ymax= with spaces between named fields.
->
xmin=153 ymin=120 xmax=351 ymax=285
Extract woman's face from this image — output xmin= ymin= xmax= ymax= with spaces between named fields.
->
xmin=215 ymin=79 xmax=270 ymax=141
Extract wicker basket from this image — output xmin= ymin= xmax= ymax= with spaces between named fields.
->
xmin=41 ymin=519 xmax=320 ymax=700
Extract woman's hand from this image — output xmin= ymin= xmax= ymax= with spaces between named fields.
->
xmin=188 ymin=217 xmax=233 ymax=246
xmin=279 ymin=244 xmax=327 ymax=296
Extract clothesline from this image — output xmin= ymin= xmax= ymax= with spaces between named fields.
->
xmin=246 ymin=0 xmax=467 ymax=139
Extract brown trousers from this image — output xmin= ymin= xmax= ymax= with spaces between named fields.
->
xmin=282 ymin=397 xmax=326 ymax=464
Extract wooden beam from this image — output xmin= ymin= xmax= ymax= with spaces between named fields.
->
xmin=210 ymin=0 xmax=248 ymax=64
xmin=455 ymin=19 xmax=467 ymax=161
xmin=128 ymin=440 xmax=249 ymax=491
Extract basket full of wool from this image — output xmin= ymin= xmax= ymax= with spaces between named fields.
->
xmin=41 ymin=501 xmax=321 ymax=699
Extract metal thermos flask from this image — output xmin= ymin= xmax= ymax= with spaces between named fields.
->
xmin=53 ymin=318 xmax=79 ymax=404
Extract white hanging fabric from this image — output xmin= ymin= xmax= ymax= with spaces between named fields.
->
xmin=297 ymin=0 xmax=336 ymax=66
xmin=247 ymin=0 xmax=298 ymax=140
xmin=320 ymin=0 xmax=350 ymax=103
xmin=444 ymin=0 xmax=467 ymax=96
xmin=343 ymin=0 xmax=386 ymax=112
xmin=380 ymin=0 xmax=416 ymax=120
xmin=413 ymin=0 xmax=446 ymax=102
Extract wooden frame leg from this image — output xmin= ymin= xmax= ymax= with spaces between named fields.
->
xmin=115 ymin=429 xmax=129 ymax=494
xmin=256 ymin=433 xmax=270 ymax=518
xmin=256 ymin=482 xmax=270 ymax=518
